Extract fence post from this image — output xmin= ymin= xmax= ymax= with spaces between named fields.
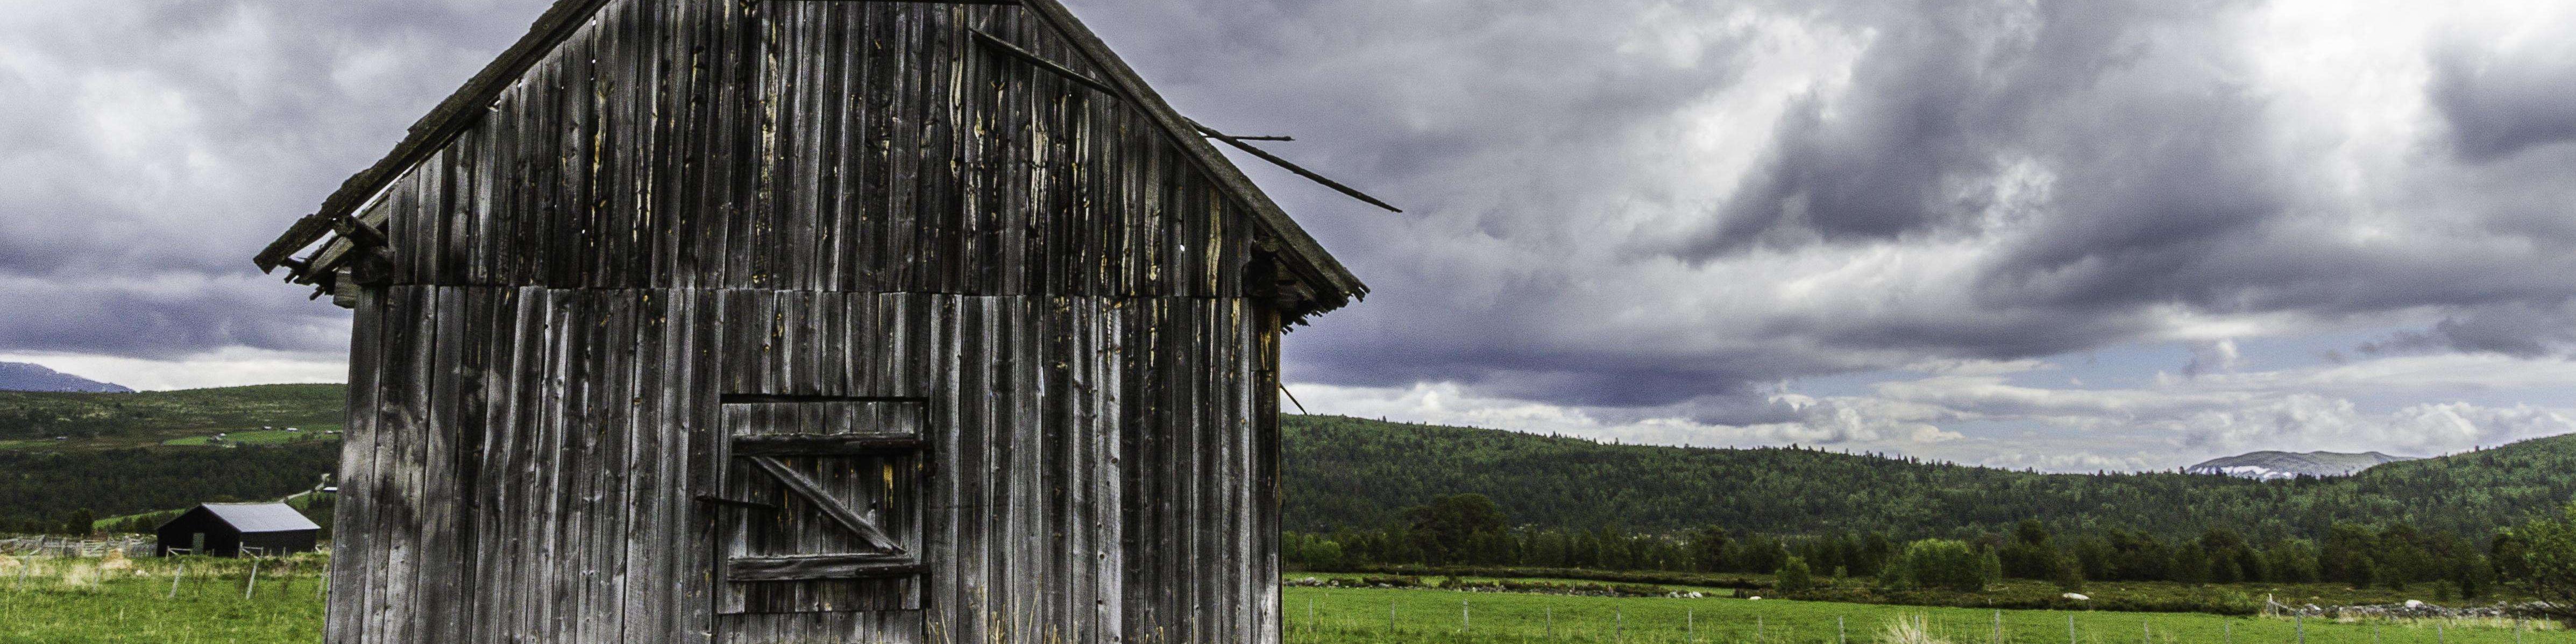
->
xmin=2296 ymin=613 xmax=2305 ymax=644
xmin=1616 ymin=607 xmax=1624 ymax=643
xmin=2141 ymin=620 xmax=2148 ymax=644
xmin=169 ymin=563 xmax=183 ymax=599
xmin=1757 ymin=615 xmax=1764 ymax=642
xmin=1388 ymin=599 xmax=1396 ymax=634
xmin=1461 ymin=599 xmax=1468 ymax=633
xmin=1839 ymin=615 xmax=1848 ymax=644
xmin=1993 ymin=610 xmax=2002 ymax=644
xmin=2223 ymin=620 xmax=2231 ymax=644
xmin=1686 ymin=608 xmax=1694 ymax=643
xmin=245 ymin=559 xmax=261 ymax=599
xmin=1545 ymin=607 xmax=1553 ymax=640
xmin=2068 ymin=614 xmax=2076 ymax=644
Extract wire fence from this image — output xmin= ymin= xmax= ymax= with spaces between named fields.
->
xmin=0 ymin=536 xmax=151 ymax=559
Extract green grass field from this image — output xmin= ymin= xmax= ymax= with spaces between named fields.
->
xmin=0 ymin=555 xmax=324 ymax=643
xmin=1283 ymin=586 xmax=2566 ymax=643
xmin=1 ymin=557 xmax=2565 ymax=643
xmin=160 ymin=426 xmax=342 ymax=447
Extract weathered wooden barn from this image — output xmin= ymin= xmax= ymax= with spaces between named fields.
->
xmin=154 ymin=503 xmax=323 ymax=557
xmin=251 ymin=0 xmax=1368 ymax=642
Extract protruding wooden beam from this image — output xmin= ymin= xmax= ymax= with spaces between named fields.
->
xmin=1279 ymin=384 xmax=1310 ymax=415
xmin=1195 ymin=122 xmax=1403 ymax=213
xmin=255 ymin=213 xmax=333 ymax=272
xmin=331 ymin=216 xmax=390 ymax=249
xmin=1207 ymin=134 xmax=1294 ymax=142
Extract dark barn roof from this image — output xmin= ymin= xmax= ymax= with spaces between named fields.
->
xmin=160 ymin=503 xmax=323 ymax=534
xmin=257 ymin=0 xmax=1366 ymax=317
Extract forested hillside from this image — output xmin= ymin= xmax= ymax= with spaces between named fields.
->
xmin=0 ymin=443 xmax=340 ymax=534
xmin=10 ymin=387 xmax=2573 ymax=551
xmin=0 ymin=385 xmax=347 ymax=534
xmin=1285 ymin=415 xmax=2576 ymax=543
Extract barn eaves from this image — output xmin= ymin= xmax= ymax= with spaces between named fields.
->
xmin=256 ymin=0 xmax=1370 ymax=321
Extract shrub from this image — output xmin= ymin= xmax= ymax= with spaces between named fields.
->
xmin=1883 ymin=539 xmax=1992 ymax=592
xmin=1777 ymin=556 xmax=1816 ymax=592
xmin=2050 ymin=553 xmax=2086 ymax=592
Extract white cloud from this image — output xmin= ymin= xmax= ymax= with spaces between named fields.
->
xmin=0 ymin=348 xmax=343 ymax=392
xmin=1295 ymin=348 xmax=2576 ymax=472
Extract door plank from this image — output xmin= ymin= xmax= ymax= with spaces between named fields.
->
xmin=727 ymin=555 xmax=925 ymax=582
xmin=745 ymin=456 xmax=905 ymax=553
xmin=732 ymin=433 xmax=925 ymax=457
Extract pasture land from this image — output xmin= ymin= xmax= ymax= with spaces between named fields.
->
xmin=0 ymin=554 xmax=324 ymax=643
xmin=0 ymin=384 xmax=344 ymax=450
xmin=160 ymin=426 xmax=342 ymax=447
xmin=1 ymin=557 xmax=2565 ymax=643
xmin=1280 ymin=585 xmax=2565 ymax=643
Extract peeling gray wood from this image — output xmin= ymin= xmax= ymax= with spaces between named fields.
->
xmin=303 ymin=1 xmax=1319 ymax=642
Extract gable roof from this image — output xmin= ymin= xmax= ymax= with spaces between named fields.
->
xmin=256 ymin=0 xmax=1365 ymax=313
xmin=176 ymin=503 xmax=323 ymax=534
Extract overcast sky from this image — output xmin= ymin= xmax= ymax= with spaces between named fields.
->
xmin=5 ymin=0 xmax=2575 ymax=471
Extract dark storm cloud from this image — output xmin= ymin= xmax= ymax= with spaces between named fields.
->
xmin=1135 ymin=0 xmax=2308 ymax=404
xmin=2360 ymin=301 xmax=2576 ymax=359
xmin=1685 ymin=1 xmax=2254 ymax=257
xmin=2430 ymin=36 xmax=2576 ymax=162
xmin=0 ymin=1 xmax=537 ymax=358
xmin=1092 ymin=0 xmax=2576 ymax=409
xmin=15 ymin=0 xmax=2576 ymax=409
xmin=0 ymin=276 xmax=346 ymax=358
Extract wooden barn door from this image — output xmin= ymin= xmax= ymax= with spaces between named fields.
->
xmin=707 ymin=398 xmax=929 ymax=640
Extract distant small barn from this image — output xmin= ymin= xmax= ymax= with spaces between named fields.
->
xmin=154 ymin=503 xmax=322 ymax=557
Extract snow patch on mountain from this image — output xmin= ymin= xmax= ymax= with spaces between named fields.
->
xmin=2186 ymin=450 xmax=2414 ymax=480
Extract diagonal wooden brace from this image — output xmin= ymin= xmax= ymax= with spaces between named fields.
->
xmin=745 ymin=456 xmax=905 ymax=555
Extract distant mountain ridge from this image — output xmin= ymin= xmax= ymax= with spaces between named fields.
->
xmin=2185 ymin=450 xmax=2414 ymax=480
xmin=0 ymin=362 xmax=131 ymax=393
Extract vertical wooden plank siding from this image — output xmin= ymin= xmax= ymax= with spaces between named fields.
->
xmin=315 ymin=1 xmax=1323 ymax=642
xmin=354 ymin=1 xmax=1264 ymax=300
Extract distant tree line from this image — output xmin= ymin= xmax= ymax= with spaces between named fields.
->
xmin=0 ymin=443 xmax=339 ymax=535
xmin=1286 ymin=415 xmax=2576 ymax=546
xmin=1289 ymin=493 xmax=2524 ymax=600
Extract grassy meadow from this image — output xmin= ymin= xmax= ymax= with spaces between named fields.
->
xmin=159 ymin=426 xmax=342 ymax=447
xmin=2 ymin=553 xmax=2567 ymax=643
xmin=1282 ymin=585 xmax=2565 ymax=643
xmin=0 ymin=384 xmax=344 ymax=450
xmin=0 ymin=554 xmax=325 ymax=643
